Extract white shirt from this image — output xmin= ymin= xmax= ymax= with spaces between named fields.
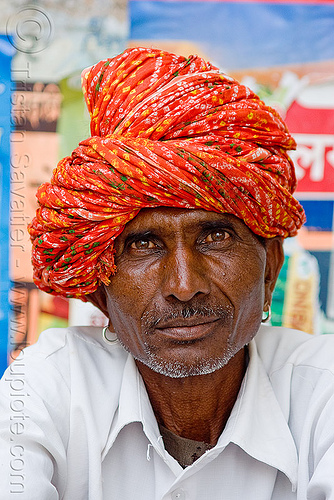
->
xmin=1 ymin=325 xmax=334 ymax=499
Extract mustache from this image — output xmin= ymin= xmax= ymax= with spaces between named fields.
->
xmin=141 ymin=304 xmax=233 ymax=331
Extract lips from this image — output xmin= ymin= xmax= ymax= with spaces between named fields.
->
xmin=154 ymin=317 xmax=221 ymax=342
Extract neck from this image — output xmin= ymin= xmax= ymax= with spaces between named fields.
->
xmin=136 ymin=347 xmax=247 ymax=446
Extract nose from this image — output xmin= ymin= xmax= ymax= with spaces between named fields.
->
xmin=161 ymin=246 xmax=210 ymax=302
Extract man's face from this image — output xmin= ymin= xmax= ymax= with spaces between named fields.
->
xmin=103 ymin=207 xmax=282 ymax=378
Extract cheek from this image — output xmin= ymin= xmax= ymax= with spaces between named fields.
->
xmin=106 ymin=279 xmax=138 ymax=327
xmin=237 ymin=260 xmax=266 ymax=309
xmin=211 ymin=251 xmax=266 ymax=322
xmin=105 ymin=290 xmax=144 ymax=356
xmin=104 ymin=270 xmax=156 ymax=349
xmin=232 ymin=268 xmax=266 ymax=342
xmin=212 ymin=251 xmax=265 ymax=294
xmin=113 ymin=258 xmax=158 ymax=299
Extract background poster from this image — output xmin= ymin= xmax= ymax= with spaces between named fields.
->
xmin=0 ymin=36 xmax=15 ymax=375
xmin=129 ymin=0 xmax=334 ymax=71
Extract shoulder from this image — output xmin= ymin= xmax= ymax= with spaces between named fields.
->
xmin=255 ymin=325 xmax=334 ymax=376
xmin=21 ymin=325 xmax=115 ymax=357
xmin=15 ymin=325 xmax=126 ymax=366
xmin=1 ymin=326 xmax=128 ymax=402
xmin=0 ymin=327 xmax=129 ymax=496
xmin=254 ymin=327 xmax=334 ymax=442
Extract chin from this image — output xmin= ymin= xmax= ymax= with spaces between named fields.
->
xmin=140 ymin=344 xmax=239 ymax=378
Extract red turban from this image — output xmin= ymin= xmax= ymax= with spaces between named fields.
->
xmin=28 ymin=47 xmax=306 ymax=299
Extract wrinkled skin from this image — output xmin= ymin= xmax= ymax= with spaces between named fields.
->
xmin=88 ymin=207 xmax=284 ymax=443
xmin=91 ymin=207 xmax=283 ymax=377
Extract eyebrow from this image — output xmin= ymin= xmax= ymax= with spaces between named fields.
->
xmin=197 ymin=219 xmax=238 ymax=232
xmin=122 ymin=229 xmax=157 ymax=244
xmin=123 ymin=218 xmax=238 ymax=243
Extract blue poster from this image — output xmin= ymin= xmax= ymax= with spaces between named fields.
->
xmin=130 ymin=0 xmax=334 ymax=70
xmin=0 ymin=36 xmax=15 ymax=375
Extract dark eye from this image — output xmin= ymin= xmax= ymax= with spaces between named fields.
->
xmin=204 ymin=230 xmax=230 ymax=243
xmin=130 ymin=239 xmax=156 ymax=250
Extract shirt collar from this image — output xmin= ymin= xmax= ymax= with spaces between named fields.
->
xmin=217 ymin=338 xmax=298 ymax=489
xmin=102 ymin=340 xmax=298 ymax=487
xmin=102 ymin=353 xmax=166 ymax=461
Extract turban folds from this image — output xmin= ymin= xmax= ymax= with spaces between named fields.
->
xmin=28 ymin=47 xmax=306 ymax=299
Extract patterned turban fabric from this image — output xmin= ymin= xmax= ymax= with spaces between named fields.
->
xmin=28 ymin=47 xmax=306 ymax=299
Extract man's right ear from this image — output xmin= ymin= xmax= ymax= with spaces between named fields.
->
xmin=85 ymin=286 xmax=109 ymax=318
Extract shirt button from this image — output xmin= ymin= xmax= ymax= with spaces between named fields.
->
xmin=171 ymin=489 xmax=185 ymax=500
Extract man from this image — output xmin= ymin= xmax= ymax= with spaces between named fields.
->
xmin=1 ymin=47 xmax=334 ymax=499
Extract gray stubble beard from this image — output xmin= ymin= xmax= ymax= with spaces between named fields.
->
xmin=134 ymin=303 xmax=237 ymax=378
xmin=139 ymin=339 xmax=240 ymax=378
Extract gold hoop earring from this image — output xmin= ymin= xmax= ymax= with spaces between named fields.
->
xmin=262 ymin=305 xmax=271 ymax=323
xmin=102 ymin=325 xmax=118 ymax=344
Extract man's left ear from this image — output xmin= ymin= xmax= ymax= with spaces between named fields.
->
xmin=264 ymin=237 xmax=285 ymax=308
